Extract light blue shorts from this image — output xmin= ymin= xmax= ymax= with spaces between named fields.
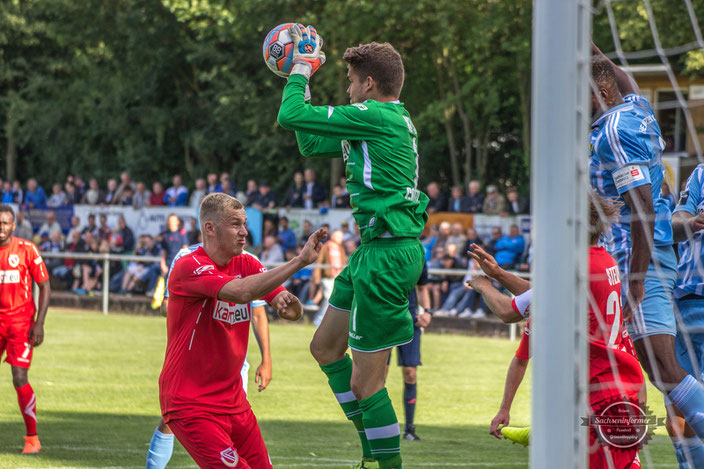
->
xmin=675 ymin=298 xmax=704 ymax=378
xmin=625 ymin=245 xmax=677 ymax=341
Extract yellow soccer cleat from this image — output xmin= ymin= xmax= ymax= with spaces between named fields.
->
xmin=501 ymin=426 xmax=530 ymax=447
xmin=350 ymin=459 xmax=378 ymax=469
xmin=21 ymin=435 xmax=41 ymax=454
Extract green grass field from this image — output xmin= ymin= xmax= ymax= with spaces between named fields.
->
xmin=0 ymin=309 xmax=677 ymax=468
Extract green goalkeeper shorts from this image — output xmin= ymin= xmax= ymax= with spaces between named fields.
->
xmin=328 ymin=237 xmax=425 ymax=352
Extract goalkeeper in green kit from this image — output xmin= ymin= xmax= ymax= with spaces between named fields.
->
xmin=277 ymin=24 xmax=429 ymax=469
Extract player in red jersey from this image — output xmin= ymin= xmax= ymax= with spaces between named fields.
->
xmin=0 ymin=204 xmax=51 ymax=454
xmin=468 ymin=196 xmax=644 ymax=469
xmin=158 ymin=193 xmax=326 ymax=468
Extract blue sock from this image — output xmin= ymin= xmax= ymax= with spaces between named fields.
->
xmin=146 ymin=427 xmax=174 ymax=469
xmin=669 ymin=375 xmax=704 ymax=439
xmin=403 ymin=382 xmax=417 ymax=429
xmin=673 ymin=436 xmax=704 ymax=469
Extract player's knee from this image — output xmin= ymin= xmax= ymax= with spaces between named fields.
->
xmin=402 ymin=367 xmax=417 ymax=384
xmin=665 ymin=413 xmax=686 ymax=438
xmin=11 ymin=369 xmax=28 ymax=388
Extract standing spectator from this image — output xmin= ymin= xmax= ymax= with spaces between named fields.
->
xmin=13 ymin=211 xmax=34 ymax=240
xmin=447 ymin=185 xmax=470 ymax=213
xmin=245 ymin=180 xmax=261 ymax=207
xmin=114 ymin=216 xmax=135 ymax=252
xmin=282 ymin=171 xmax=305 ymax=208
xmin=37 ymin=212 xmax=62 ymax=239
xmin=256 ymin=182 xmax=277 ymax=210
xmin=150 ymin=182 xmax=166 ymax=206
xmin=2 ymin=181 xmax=14 ymax=203
xmin=466 ymin=180 xmax=485 ymax=213
xmin=73 ymin=175 xmax=87 ymax=202
xmin=482 ymin=185 xmax=506 ymax=215
xmin=301 ymin=219 xmax=314 ymax=241
xmin=104 ymin=178 xmax=118 ymax=205
xmin=97 ymin=214 xmax=112 ymax=241
xmin=312 ymin=229 xmax=347 ymax=326
xmin=462 ymin=227 xmax=484 ymax=260
xmin=277 ymin=216 xmax=297 ymax=253
xmin=164 ymin=175 xmax=188 ymax=207
xmin=221 ymin=179 xmax=235 ymax=197
xmin=81 ymin=214 xmax=99 ymax=238
xmin=219 ymin=172 xmax=232 ymax=193
xmin=47 ymin=184 xmax=67 ymax=208
xmin=116 ymin=186 xmax=133 ymax=205
xmin=189 ymin=178 xmax=207 ymax=209
xmin=42 ymin=231 xmax=65 ymax=271
xmin=186 ymin=217 xmax=200 ymax=245
xmin=12 ymin=181 xmax=23 ymax=205
xmin=64 ymin=181 xmax=79 ymax=205
xmin=206 ymin=173 xmax=221 ymax=194
xmin=259 ymin=235 xmax=284 ymax=264
xmin=133 ymin=182 xmax=151 ymax=209
xmin=485 ymin=227 xmax=503 ymax=255
xmin=426 ymin=182 xmax=447 ymax=213
xmin=331 ymin=185 xmax=350 ymax=208
xmin=24 ymin=179 xmax=48 ymax=209
xmin=505 ymin=187 xmax=529 ymax=215
xmin=493 ymin=224 xmax=525 ymax=269
xmin=303 ymin=169 xmax=326 ymax=209
xmin=159 ymin=214 xmax=188 ymax=278
xmin=82 ymin=178 xmax=104 ymax=205
xmin=113 ymin=171 xmax=136 ymax=203
xmin=340 ymin=221 xmax=354 ymax=242
xmin=67 ymin=216 xmax=82 ymax=241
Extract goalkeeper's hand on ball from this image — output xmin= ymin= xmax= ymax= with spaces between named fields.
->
xmin=288 ymin=23 xmax=325 ymax=79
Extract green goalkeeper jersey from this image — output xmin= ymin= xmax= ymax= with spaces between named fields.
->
xmin=278 ymin=74 xmax=429 ymax=243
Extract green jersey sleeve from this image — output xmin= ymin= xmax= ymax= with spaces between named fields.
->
xmin=278 ymin=74 xmax=386 ymax=141
xmin=295 ymin=128 xmax=343 ymax=159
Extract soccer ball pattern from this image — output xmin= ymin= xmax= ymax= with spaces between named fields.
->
xmin=263 ymin=23 xmax=296 ymax=77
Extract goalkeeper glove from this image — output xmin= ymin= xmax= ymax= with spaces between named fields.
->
xmin=288 ymin=23 xmax=326 ymax=79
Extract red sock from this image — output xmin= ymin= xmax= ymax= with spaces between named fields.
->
xmin=16 ymin=383 xmax=37 ymax=436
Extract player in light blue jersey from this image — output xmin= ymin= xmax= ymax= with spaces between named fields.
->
xmin=145 ymin=244 xmax=273 ymax=469
xmin=591 ymin=44 xmax=704 ymax=467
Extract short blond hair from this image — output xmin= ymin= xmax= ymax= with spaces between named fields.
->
xmin=199 ymin=193 xmax=244 ymax=230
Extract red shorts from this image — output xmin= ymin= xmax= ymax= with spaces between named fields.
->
xmin=589 ymin=430 xmax=640 ymax=469
xmin=0 ymin=316 xmax=33 ymax=369
xmin=168 ymin=410 xmax=272 ymax=469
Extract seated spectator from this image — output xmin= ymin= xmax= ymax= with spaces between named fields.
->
xmin=466 ymin=180 xmax=484 ymax=213
xmin=516 ymin=240 xmax=532 ymax=272
xmin=493 ymin=224 xmax=526 ymax=269
xmin=25 ymin=178 xmax=48 ymax=209
xmin=104 ymin=178 xmax=118 ymax=205
xmin=113 ymin=235 xmax=161 ymax=294
xmin=301 ymin=219 xmax=314 ymax=241
xmin=67 ymin=216 xmax=83 ymax=241
xmin=72 ymin=232 xmax=102 ymax=294
xmin=482 ymin=185 xmax=506 ymax=215
xmin=485 ymin=227 xmax=502 ymax=255
xmin=277 ymin=216 xmax=297 ymax=253
xmin=259 ymin=235 xmax=284 ymax=264
xmin=164 ymin=175 xmax=188 ymax=207
xmin=436 ymin=221 xmax=451 ymax=247
xmin=73 ymin=175 xmax=87 ymax=202
xmin=82 ymin=178 xmax=104 ymax=205
xmin=149 ymin=182 xmax=166 ymax=206
xmin=505 ymin=187 xmax=529 ymax=215
xmin=445 ymin=242 xmax=465 ymax=266
xmin=427 ymin=253 xmax=462 ymax=310
xmin=206 ymin=172 xmax=222 ymax=194
xmin=244 ymin=180 xmax=261 ymax=207
xmin=256 ymin=182 xmax=277 ymax=210
xmin=133 ymin=182 xmax=151 ymax=209
xmin=82 ymin=214 xmax=99 ymax=238
xmin=12 ymin=181 xmax=23 ymax=204
xmin=13 ymin=211 xmax=33 ymax=240
xmin=37 ymin=212 xmax=62 ymax=239
xmin=331 ymin=185 xmax=350 ymax=208
xmin=340 ymin=221 xmax=354 ymax=243
xmin=462 ymin=227 xmax=483 ymax=261
xmin=2 ymin=181 xmax=15 ymax=204
xmin=303 ymin=169 xmax=326 ymax=209
xmin=282 ymin=171 xmax=305 ymax=208
xmin=447 ymin=222 xmax=467 ymax=247
xmin=47 ymin=183 xmax=68 ymax=208
xmin=115 ymin=186 xmax=133 ymax=206
xmin=190 ymin=178 xmax=207 ymax=208
xmin=436 ymin=258 xmax=488 ymax=318
xmin=344 ymin=239 xmax=358 ymax=256
xmin=97 ymin=214 xmax=112 ymax=241
xmin=262 ymin=218 xmax=278 ymax=239
xmin=426 ymin=182 xmax=447 ymax=213
xmin=52 ymin=230 xmax=84 ymax=287
xmin=286 ymin=247 xmax=313 ymax=304
xmin=447 ymin=185 xmax=470 ymax=213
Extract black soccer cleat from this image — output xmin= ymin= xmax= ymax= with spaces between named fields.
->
xmin=402 ymin=425 xmax=421 ymax=441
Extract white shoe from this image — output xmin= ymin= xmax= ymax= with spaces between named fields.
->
xmin=434 ymin=309 xmax=448 ymax=317
xmin=471 ymin=309 xmax=487 ymax=319
xmin=457 ymin=309 xmax=473 ymax=318
xmin=449 ymin=308 xmax=458 ymax=316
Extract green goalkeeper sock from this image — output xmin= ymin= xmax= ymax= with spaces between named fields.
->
xmin=320 ymin=355 xmax=372 ymax=459
xmin=359 ymin=387 xmax=402 ymax=469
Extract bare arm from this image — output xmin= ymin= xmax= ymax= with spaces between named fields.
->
xmin=490 ymin=357 xmax=530 ymax=438
xmin=467 ymin=276 xmax=523 ymax=323
xmin=672 ymin=210 xmax=704 ymax=243
xmin=218 ymin=228 xmax=326 ymax=304
xmin=415 ymin=284 xmax=432 ymax=328
xmin=251 ymin=304 xmax=272 ymax=391
xmin=30 ymin=280 xmax=51 ymax=346
xmin=467 ymin=244 xmax=531 ymax=295
xmin=622 ymin=185 xmax=654 ymax=322
xmin=591 ymin=42 xmax=640 ymax=96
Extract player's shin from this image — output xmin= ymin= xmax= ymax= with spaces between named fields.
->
xmin=320 ymin=354 xmax=372 ymax=459
xmin=15 ymin=383 xmax=37 ymax=436
xmin=668 ymin=375 xmax=704 ymax=438
xmin=672 ymin=436 xmax=704 ymax=468
xmin=403 ymin=382 xmax=416 ymax=430
xmin=146 ymin=426 xmax=175 ymax=469
xmin=360 ymin=388 xmax=402 ymax=469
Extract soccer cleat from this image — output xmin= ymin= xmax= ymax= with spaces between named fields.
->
xmin=21 ymin=435 xmax=41 ymax=454
xmin=501 ymin=426 xmax=530 ymax=447
xmin=403 ymin=424 xmax=421 ymax=441
xmin=351 ymin=458 xmax=378 ymax=469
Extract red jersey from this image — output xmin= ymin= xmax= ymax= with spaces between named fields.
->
xmin=159 ymin=247 xmax=285 ymax=422
xmin=0 ymin=237 xmax=49 ymax=319
xmin=509 ymin=247 xmax=643 ymax=405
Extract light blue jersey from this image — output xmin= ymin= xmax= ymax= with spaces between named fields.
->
xmin=674 ymin=164 xmax=704 ymax=300
xmin=164 ymin=243 xmax=266 ymax=307
xmin=589 ymin=94 xmax=672 ymax=273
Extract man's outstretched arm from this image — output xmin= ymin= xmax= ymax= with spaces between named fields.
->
xmin=466 ymin=276 xmax=523 ymax=323
xmin=467 ymin=244 xmax=530 ymax=295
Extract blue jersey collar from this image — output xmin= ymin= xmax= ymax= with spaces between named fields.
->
xmin=592 ymin=101 xmax=635 ymax=128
